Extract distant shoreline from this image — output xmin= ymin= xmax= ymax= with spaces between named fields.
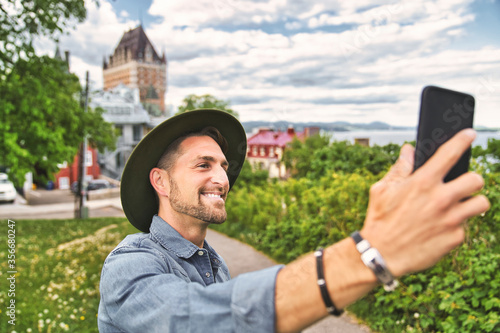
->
xmin=326 ymin=129 xmax=500 ymax=148
xmin=242 ymin=121 xmax=500 ymax=135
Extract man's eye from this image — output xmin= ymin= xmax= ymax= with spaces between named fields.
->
xmin=198 ymin=163 xmax=210 ymax=169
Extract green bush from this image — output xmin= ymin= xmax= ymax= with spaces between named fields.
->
xmin=472 ymin=138 xmax=500 ymax=173
xmin=283 ymin=134 xmax=399 ymax=179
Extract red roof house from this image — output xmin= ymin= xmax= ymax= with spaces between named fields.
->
xmin=247 ymin=126 xmax=319 ymax=178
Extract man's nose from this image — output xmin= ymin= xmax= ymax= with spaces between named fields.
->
xmin=211 ymin=165 xmax=229 ymax=188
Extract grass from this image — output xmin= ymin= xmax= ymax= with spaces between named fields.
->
xmin=0 ymin=218 xmax=138 ymax=333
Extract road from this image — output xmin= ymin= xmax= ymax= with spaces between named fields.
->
xmin=0 ymin=191 xmax=371 ymax=333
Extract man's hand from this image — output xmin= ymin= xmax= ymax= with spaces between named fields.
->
xmin=361 ymin=128 xmax=490 ymax=277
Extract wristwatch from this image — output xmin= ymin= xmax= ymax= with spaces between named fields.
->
xmin=350 ymin=231 xmax=399 ymax=292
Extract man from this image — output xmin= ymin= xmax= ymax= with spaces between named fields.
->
xmin=98 ymin=109 xmax=489 ymax=332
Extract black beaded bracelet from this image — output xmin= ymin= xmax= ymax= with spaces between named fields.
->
xmin=314 ymin=248 xmax=344 ymax=316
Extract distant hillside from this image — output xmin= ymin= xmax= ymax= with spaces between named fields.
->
xmin=242 ymin=120 xmax=414 ymax=134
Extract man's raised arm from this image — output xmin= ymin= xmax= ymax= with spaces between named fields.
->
xmin=274 ymin=129 xmax=490 ymax=333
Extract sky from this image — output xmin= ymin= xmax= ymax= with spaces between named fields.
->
xmin=37 ymin=0 xmax=500 ymax=127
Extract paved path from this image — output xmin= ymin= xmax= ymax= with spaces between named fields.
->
xmin=0 ymin=192 xmax=371 ymax=333
xmin=206 ymin=229 xmax=371 ymax=333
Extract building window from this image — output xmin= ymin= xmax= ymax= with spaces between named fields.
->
xmin=59 ymin=177 xmax=70 ymax=190
xmin=85 ymin=151 xmax=93 ymax=167
xmin=133 ymin=125 xmax=142 ymax=142
xmin=252 ymin=146 xmax=257 ymax=156
xmin=275 ymin=147 xmax=282 ymax=157
xmin=260 ymin=147 xmax=266 ymax=157
xmin=269 ymin=146 xmax=274 ymax=157
xmin=116 ymin=152 xmax=122 ymax=169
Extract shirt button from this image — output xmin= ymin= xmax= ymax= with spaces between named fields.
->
xmin=205 ymin=272 xmax=211 ymax=278
xmin=198 ymin=251 xmax=204 ymax=256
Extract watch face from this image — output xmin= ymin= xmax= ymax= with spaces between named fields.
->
xmin=361 ymin=248 xmax=394 ymax=284
xmin=361 ymin=248 xmax=380 ymax=268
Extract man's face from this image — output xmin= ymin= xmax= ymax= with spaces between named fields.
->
xmin=167 ymin=135 xmax=230 ymax=224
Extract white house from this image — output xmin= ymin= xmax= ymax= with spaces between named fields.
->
xmin=90 ymin=84 xmax=151 ymax=179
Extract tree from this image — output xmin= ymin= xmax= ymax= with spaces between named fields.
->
xmin=472 ymin=138 xmax=500 ymax=173
xmin=0 ymin=56 xmax=116 ymax=186
xmin=235 ymin=160 xmax=269 ymax=188
xmin=0 ymin=0 xmax=115 ymax=187
xmin=283 ymin=134 xmax=399 ymax=179
xmin=176 ymin=94 xmax=239 ymax=118
xmin=0 ymin=0 xmax=88 ymax=72
xmin=282 ymin=134 xmax=331 ymax=178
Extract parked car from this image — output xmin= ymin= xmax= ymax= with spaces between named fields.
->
xmin=71 ymin=179 xmax=114 ymax=194
xmin=0 ymin=173 xmax=17 ymax=203
xmin=88 ymin=179 xmax=112 ymax=191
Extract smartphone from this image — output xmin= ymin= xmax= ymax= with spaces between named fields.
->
xmin=413 ymin=85 xmax=475 ymax=182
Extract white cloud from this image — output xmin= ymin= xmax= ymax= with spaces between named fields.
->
xmin=149 ymin=0 xmax=292 ymax=28
xmin=47 ymin=0 xmax=500 ymax=127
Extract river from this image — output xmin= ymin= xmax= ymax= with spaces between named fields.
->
xmin=329 ymin=130 xmax=500 ymax=148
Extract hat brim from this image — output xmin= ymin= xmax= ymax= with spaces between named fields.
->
xmin=120 ymin=109 xmax=247 ymax=232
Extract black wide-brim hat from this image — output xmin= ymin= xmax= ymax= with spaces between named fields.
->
xmin=120 ymin=109 xmax=247 ymax=232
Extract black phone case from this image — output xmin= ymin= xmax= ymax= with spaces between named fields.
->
xmin=413 ymin=86 xmax=475 ymax=182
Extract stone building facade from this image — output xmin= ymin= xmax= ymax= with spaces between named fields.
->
xmin=103 ymin=25 xmax=167 ymax=115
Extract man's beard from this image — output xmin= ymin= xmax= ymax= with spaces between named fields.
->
xmin=168 ymin=178 xmax=227 ymax=224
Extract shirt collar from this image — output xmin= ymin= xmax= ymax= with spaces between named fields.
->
xmin=149 ymin=215 xmax=223 ymax=266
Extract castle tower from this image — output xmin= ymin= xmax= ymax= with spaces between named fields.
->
xmin=103 ymin=25 xmax=167 ymax=114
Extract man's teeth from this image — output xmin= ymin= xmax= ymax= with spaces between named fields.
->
xmin=204 ymin=193 xmax=222 ymax=198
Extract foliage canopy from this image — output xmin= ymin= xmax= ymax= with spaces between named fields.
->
xmin=176 ymin=94 xmax=239 ymax=118
xmin=0 ymin=56 xmax=116 ymax=185
xmin=0 ymin=0 xmax=88 ymax=71
xmin=0 ymin=0 xmax=116 ymax=186
xmin=283 ymin=134 xmax=400 ymax=179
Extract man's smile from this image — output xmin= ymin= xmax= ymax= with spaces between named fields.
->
xmin=200 ymin=191 xmax=226 ymax=202
xmin=201 ymin=191 xmax=226 ymax=202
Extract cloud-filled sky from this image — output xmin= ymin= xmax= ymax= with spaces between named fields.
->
xmin=38 ymin=0 xmax=500 ymax=127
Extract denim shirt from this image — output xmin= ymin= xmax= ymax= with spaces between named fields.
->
xmin=98 ymin=215 xmax=283 ymax=332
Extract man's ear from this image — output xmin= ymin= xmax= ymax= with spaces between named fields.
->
xmin=150 ymin=168 xmax=170 ymax=197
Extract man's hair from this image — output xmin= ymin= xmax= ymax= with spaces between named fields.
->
xmin=156 ymin=126 xmax=228 ymax=172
